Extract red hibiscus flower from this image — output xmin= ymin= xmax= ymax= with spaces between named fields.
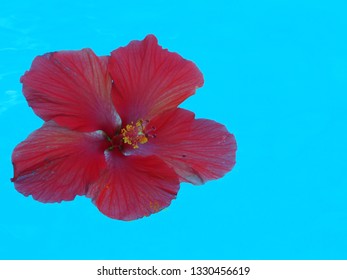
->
xmin=11 ymin=35 xmax=237 ymax=220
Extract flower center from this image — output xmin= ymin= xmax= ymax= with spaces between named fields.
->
xmin=120 ymin=120 xmax=148 ymax=149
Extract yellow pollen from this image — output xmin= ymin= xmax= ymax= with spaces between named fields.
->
xmin=149 ymin=201 xmax=160 ymax=212
xmin=121 ymin=120 xmax=148 ymax=149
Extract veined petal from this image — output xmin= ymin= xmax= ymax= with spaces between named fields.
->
xmin=21 ymin=50 xmax=120 ymax=135
xmin=109 ymin=34 xmax=204 ymax=124
xmin=138 ymin=109 xmax=237 ymax=184
xmin=11 ymin=121 xmax=108 ymax=202
xmin=87 ymin=150 xmax=179 ymax=221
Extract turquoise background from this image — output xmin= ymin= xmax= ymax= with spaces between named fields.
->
xmin=1 ymin=0 xmax=346 ymax=259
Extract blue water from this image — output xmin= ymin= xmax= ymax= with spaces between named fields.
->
xmin=1 ymin=0 xmax=347 ymax=259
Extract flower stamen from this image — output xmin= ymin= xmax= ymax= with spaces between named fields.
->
xmin=121 ymin=120 xmax=148 ymax=149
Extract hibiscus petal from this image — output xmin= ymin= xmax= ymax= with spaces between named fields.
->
xmin=109 ymin=34 xmax=204 ymax=124
xmin=138 ymin=109 xmax=237 ymax=184
xmin=87 ymin=150 xmax=180 ymax=220
xmin=11 ymin=121 xmax=108 ymax=202
xmin=21 ymin=50 xmax=120 ymax=135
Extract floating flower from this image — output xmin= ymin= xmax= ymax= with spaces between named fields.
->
xmin=11 ymin=35 xmax=237 ymax=220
